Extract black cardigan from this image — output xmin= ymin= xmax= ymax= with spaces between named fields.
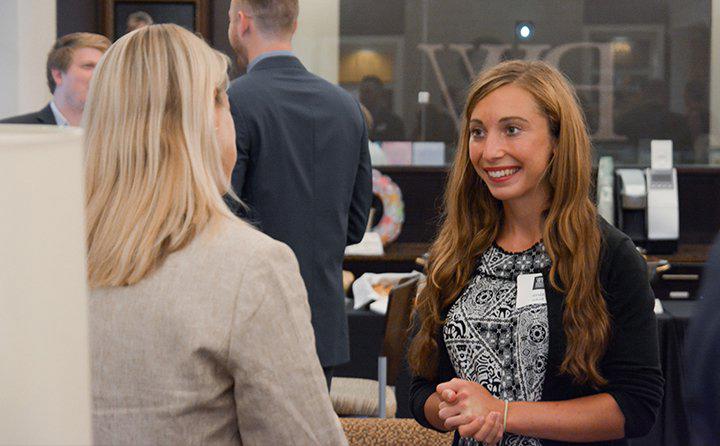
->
xmin=409 ymin=220 xmax=664 ymax=446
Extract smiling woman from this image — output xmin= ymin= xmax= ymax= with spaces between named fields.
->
xmin=408 ymin=60 xmax=663 ymax=446
xmin=467 ymin=84 xmax=554 ymax=207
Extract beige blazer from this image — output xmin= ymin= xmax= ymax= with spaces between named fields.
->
xmin=89 ymin=218 xmax=347 ymax=445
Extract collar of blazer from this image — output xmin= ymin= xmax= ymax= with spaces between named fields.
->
xmin=249 ymin=55 xmax=306 ymax=73
xmin=37 ymin=103 xmax=58 ymax=125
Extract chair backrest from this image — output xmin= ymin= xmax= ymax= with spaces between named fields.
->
xmin=381 ymin=276 xmax=419 ymax=385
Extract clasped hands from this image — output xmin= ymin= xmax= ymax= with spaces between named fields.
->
xmin=436 ymin=378 xmax=506 ymax=445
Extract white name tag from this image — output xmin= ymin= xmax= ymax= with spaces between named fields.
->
xmin=516 ymin=273 xmax=547 ymax=309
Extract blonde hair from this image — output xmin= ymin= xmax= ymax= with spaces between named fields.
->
xmin=47 ymin=32 xmax=111 ymax=93
xmin=409 ymin=61 xmax=610 ymax=387
xmin=84 ymin=24 xmax=237 ymax=288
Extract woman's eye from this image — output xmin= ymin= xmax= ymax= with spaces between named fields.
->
xmin=507 ymin=125 xmax=521 ymax=135
xmin=470 ymin=128 xmax=485 ymax=138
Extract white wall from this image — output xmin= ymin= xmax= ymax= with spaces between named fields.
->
xmin=0 ymin=0 xmax=55 ymax=119
xmin=294 ymin=0 xmax=339 ymax=84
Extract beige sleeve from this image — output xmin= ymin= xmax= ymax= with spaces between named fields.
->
xmin=227 ymin=240 xmax=347 ymax=446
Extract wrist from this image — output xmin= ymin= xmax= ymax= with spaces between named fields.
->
xmin=505 ymin=401 xmax=520 ymax=434
xmin=492 ymin=397 xmax=505 ymax=414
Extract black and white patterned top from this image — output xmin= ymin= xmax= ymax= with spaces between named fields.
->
xmin=444 ymin=242 xmax=551 ymax=446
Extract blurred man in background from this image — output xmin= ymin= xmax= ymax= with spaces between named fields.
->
xmin=126 ymin=11 xmax=153 ymax=33
xmin=0 ymin=33 xmax=110 ymax=126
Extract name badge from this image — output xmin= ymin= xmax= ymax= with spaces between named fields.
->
xmin=516 ymin=273 xmax=547 ymax=309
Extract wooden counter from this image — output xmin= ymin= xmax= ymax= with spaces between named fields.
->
xmin=344 ymin=242 xmax=428 ymax=263
xmin=647 ymin=243 xmax=711 ymax=264
xmin=343 ymin=243 xmax=428 ymax=276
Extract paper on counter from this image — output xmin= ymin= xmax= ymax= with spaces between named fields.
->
xmin=352 ymin=271 xmax=424 ymax=312
xmin=381 ymin=141 xmax=412 ymax=165
xmin=412 ymin=142 xmax=445 ymax=166
xmin=345 ymin=231 xmax=384 ymax=256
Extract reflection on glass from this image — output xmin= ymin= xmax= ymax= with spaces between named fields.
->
xmin=339 ymin=0 xmax=711 ymax=165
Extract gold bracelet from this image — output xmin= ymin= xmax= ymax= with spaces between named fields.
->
xmin=503 ymin=400 xmax=509 ymax=433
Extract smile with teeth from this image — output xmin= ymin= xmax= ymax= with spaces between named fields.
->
xmin=487 ymin=167 xmax=520 ymax=178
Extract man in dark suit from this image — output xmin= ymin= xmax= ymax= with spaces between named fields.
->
xmin=2 ymin=103 xmax=58 ymax=126
xmin=227 ymin=0 xmax=372 ymax=388
xmin=1 ymin=33 xmax=110 ymax=126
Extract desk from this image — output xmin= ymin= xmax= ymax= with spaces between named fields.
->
xmin=647 ymin=244 xmax=710 ymax=264
xmin=341 ymin=300 xmax=699 ymax=445
xmin=343 ymin=243 xmax=427 ymax=277
xmin=336 ymin=303 xmax=386 ymax=381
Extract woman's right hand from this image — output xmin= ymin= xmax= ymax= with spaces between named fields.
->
xmin=456 ymin=411 xmax=504 ymax=445
xmin=437 ymin=387 xmax=504 ymax=445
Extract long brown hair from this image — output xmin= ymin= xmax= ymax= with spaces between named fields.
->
xmin=408 ymin=60 xmax=610 ymax=387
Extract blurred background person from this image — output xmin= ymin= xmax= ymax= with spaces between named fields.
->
xmin=84 ymin=24 xmax=345 ymax=445
xmin=615 ymin=79 xmax=692 ymax=160
xmin=359 ymin=102 xmax=388 ymax=165
xmin=411 ymin=101 xmax=457 ymax=146
xmin=684 ymin=79 xmax=710 ymax=162
xmin=359 ymin=75 xmax=405 ymax=141
xmin=126 ymin=10 xmax=153 ymax=33
xmin=0 ymin=32 xmax=109 ymax=126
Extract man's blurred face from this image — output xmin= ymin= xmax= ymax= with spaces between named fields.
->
xmin=53 ymin=46 xmax=103 ymax=110
xmin=359 ymin=81 xmax=381 ymax=110
xmin=227 ymin=1 xmax=249 ymax=71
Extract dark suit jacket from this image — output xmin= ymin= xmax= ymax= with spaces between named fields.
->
xmin=685 ymin=234 xmax=720 ymax=444
xmin=0 ymin=103 xmax=57 ymax=125
xmin=228 ymin=56 xmax=372 ymax=367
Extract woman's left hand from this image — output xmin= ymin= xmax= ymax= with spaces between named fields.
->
xmin=436 ymin=378 xmax=504 ymax=430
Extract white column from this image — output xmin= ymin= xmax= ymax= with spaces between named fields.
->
xmin=0 ymin=126 xmax=92 ymax=445
xmin=0 ymin=0 xmax=55 ymax=119
xmin=294 ymin=0 xmax=339 ymax=84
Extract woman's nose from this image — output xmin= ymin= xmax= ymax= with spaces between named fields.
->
xmin=482 ymin=131 xmax=505 ymax=161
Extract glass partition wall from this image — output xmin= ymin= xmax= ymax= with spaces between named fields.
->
xmin=339 ymin=0 xmax=716 ymax=166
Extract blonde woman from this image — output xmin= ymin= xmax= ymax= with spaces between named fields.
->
xmin=84 ymin=24 xmax=346 ymax=445
xmin=408 ymin=61 xmax=663 ymax=445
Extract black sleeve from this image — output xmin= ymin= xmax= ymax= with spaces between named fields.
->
xmin=346 ymin=104 xmax=373 ymax=245
xmin=409 ymin=324 xmax=457 ymax=430
xmin=600 ymin=237 xmax=664 ymax=438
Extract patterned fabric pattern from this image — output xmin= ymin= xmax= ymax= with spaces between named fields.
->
xmin=444 ymin=242 xmax=551 ymax=446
